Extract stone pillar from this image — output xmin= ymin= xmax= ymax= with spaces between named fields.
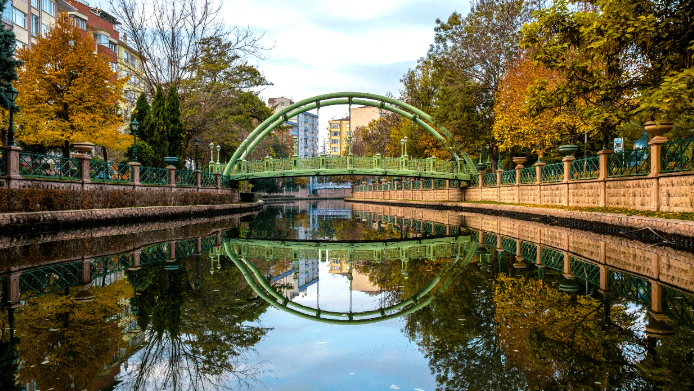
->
xmin=648 ymin=136 xmax=667 ymax=212
xmin=562 ymin=156 xmax=574 ymax=206
xmin=562 ymin=251 xmax=573 ymax=279
xmin=535 ymin=162 xmax=545 ymax=205
xmin=1 ymin=146 xmax=22 ymax=188
xmin=129 ymin=162 xmax=141 ymax=186
xmin=597 ymin=150 xmax=613 ymax=207
xmin=195 ymin=170 xmax=201 ymax=190
xmin=169 ymin=241 xmax=177 ymax=260
xmin=167 ymin=165 xmax=176 ymax=188
xmin=215 ymin=173 xmax=222 ymax=190
xmin=496 ymin=170 xmax=502 ymax=202
xmin=2 ymin=271 xmax=21 ymax=308
xmin=130 ymin=249 xmax=141 ymax=271
xmin=650 ymin=253 xmax=660 ymax=280
xmin=77 ymin=154 xmax=92 ymax=189
xmin=515 ymin=163 xmax=522 ymax=204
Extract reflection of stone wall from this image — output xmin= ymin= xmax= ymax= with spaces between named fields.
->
xmin=569 ymin=236 xmax=600 ymax=261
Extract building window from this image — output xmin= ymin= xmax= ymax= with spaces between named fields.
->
xmin=13 ymin=8 xmax=26 ymax=28
xmin=330 ymin=123 xmax=339 ymax=129
xmin=42 ymin=0 xmax=55 ymax=17
xmin=331 ymin=139 xmax=339 ymax=144
xmin=1 ymin=6 xmax=11 ymax=24
xmin=15 ymin=40 xmax=26 ymax=50
xmin=72 ymin=17 xmax=86 ymax=30
xmin=344 ymin=123 xmax=350 ymax=128
xmin=93 ymin=33 xmax=109 ymax=46
xmin=331 ymin=131 xmax=339 ymax=137
xmin=31 ymin=14 xmax=39 ymax=37
xmin=32 ymin=0 xmax=39 ymax=8
xmin=331 ymin=147 xmax=340 ymax=153
xmin=109 ymin=41 xmax=117 ymax=52
xmin=41 ymin=23 xmax=49 ymax=36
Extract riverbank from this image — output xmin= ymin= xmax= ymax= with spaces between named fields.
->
xmin=345 ymin=198 xmax=694 ymax=242
xmin=0 ymin=201 xmax=263 ymax=234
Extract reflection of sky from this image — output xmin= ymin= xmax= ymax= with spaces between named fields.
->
xmin=247 ymin=261 xmax=436 ymax=390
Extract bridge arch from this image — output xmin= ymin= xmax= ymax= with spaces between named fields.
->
xmin=222 ymin=92 xmax=478 ymax=178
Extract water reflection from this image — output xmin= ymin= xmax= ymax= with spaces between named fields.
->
xmin=0 ymin=200 xmax=693 ymax=390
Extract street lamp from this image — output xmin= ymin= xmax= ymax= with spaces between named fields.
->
xmin=130 ymin=120 xmax=139 ymax=162
xmin=347 ymin=135 xmax=352 ymax=155
xmin=5 ymin=86 xmax=18 ymax=146
xmin=194 ymin=138 xmax=200 ymax=170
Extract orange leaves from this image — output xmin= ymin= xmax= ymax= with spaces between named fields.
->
xmin=14 ymin=13 xmax=128 ymax=150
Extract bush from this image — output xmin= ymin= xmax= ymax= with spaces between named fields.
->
xmin=125 ymin=140 xmax=156 ymax=167
xmin=239 ymin=192 xmax=258 ymax=203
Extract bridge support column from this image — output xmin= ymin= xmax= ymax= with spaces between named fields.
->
xmin=130 ymin=249 xmax=141 ymax=271
xmin=2 ymin=271 xmax=21 ymax=308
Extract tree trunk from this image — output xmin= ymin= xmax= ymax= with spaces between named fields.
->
xmin=103 ymin=146 xmax=108 ymax=163
xmin=62 ymin=140 xmax=70 ymax=158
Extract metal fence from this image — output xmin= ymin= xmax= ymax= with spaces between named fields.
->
xmin=541 ymin=162 xmax=564 ymax=183
xmin=607 ymin=149 xmax=650 ymax=177
xmin=18 ymin=152 xmax=82 ymax=180
xmin=90 ymin=161 xmax=133 ymax=183
xmin=570 ymin=156 xmax=599 ymax=180
xmin=661 ymin=137 xmax=694 ymax=173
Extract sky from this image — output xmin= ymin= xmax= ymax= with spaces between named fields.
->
xmin=217 ymin=0 xmax=471 ymax=146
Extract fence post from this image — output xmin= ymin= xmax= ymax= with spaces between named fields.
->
xmin=649 ymin=136 xmax=667 ymax=211
xmin=195 ymin=169 xmax=201 ymax=190
xmin=562 ymin=156 xmax=574 ymax=206
xmin=167 ymin=165 xmax=176 ymax=188
xmin=76 ymin=154 xmax=91 ymax=190
xmin=129 ymin=162 xmax=141 ymax=186
xmin=215 ymin=173 xmax=221 ymax=190
xmin=496 ymin=169 xmax=502 ymax=202
xmin=515 ymin=163 xmax=522 ymax=203
xmin=1 ymin=146 xmax=22 ymax=188
xmin=535 ymin=162 xmax=545 ymax=205
xmin=597 ymin=150 xmax=613 ymax=207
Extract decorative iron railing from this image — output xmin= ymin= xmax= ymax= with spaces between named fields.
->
xmin=413 ymin=180 xmax=421 ymax=189
xmin=404 ymin=181 xmax=411 ymax=190
xmin=325 ymin=156 xmax=347 ymax=169
xmin=482 ymin=172 xmax=497 ymax=186
xmin=469 ymin=174 xmax=479 ymax=186
xmin=570 ymin=156 xmax=599 ymax=180
xmin=519 ymin=166 xmax=536 ymax=184
xmin=608 ymin=270 xmax=651 ymax=306
xmin=449 ymin=180 xmax=460 ymax=188
xmin=541 ymin=247 xmax=564 ymax=271
xmin=661 ymin=137 xmax=694 ymax=173
xmin=423 ymin=179 xmax=432 ymax=189
xmin=500 ymin=169 xmax=516 ymax=185
xmin=354 ymin=157 xmax=372 ymax=170
xmin=175 ymin=170 xmax=196 ymax=186
xmin=607 ymin=149 xmax=650 ymax=177
xmin=221 ymin=175 xmax=231 ymax=188
xmin=541 ymin=162 xmax=564 ymax=183
xmin=201 ymin=172 xmax=216 ymax=187
xmin=520 ymin=241 xmax=537 ymax=262
xmin=140 ymin=166 xmax=169 ymax=185
xmin=570 ymin=256 xmax=601 ymax=286
xmin=0 ymin=150 xmax=5 ymax=175
xmin=383 ymin=157 xmax=400 ymax=170
xmin=500 ymin=236 xmax=517 ymax=254
xmin=434 ymin=179 xmax=447 ymax=189
xmin=90 ymin=161 xmax=133 ymax=183
xmin=19 ymin=152 xmax=81 ymax=180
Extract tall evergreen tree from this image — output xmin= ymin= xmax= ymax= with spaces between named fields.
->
xmin=131 ymin=92 xmax=150 ymax=140
xmin=146 ymin=85 xmax=168 ymax=167
xmin=0 ymin=0 xmax=23 ymax=145
xmin=164 ymin=86 xmax=184 ymax=168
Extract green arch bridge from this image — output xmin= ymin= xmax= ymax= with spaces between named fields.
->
xmin=222 ymin=92 xmax=478 ymax=181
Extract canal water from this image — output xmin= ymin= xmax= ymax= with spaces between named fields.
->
xmin=1 ymin=200 xmax=694 ymax=390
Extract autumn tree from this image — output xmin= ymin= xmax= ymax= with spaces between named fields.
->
xmin=0 ymin=0 xmax=22 ymax=146
xmin=493 ymin=54 xmax=584 ymax=159
xmin=15 ymin=14 xmax=128 ymax=157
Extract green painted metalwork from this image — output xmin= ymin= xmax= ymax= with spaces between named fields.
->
xmin=482 ymin=172 xmax=497 ymax=186
xmin=482 ymin=232 xmax=497 ymax=249
xmin=0 ymin=150 xmax=5 ymax=175
xmin=175 ymin=238 xmax=197 ymax=258
xmin=201 ymin=236 xmax=218 ymax=252
xmin=570 ymin=156 xmax=599 ymax=180
xmin=434 ymin=179 xmax=447 ymax=189
xmin=469 ymin=175 xmax=479 ymax=186
xmin=608 ymin=270 xmax=651 ymax=306
xmin=500 ymin=236 xmax=516 ymax=254
xmin=19 ymin=261 xmax=82 ymax=300
xmin=449 ymin=180 xmax=460 ymax=188
xmin=90 ymin=161 xmax=133 ymax=183
xmin=201 ymin=172 xmax=216 ymax=187
xmin=397 ymin=181 xmax=403 ymax=190
xmin=570 ymin=256 xmax=600 ymax=286
xmin=423 ymin=179 xmax=432 ymax=189
xmin=608 ymin=149 xmax=650 ymax=177
xmin=221 ymin=175 xmax=231 ymax=188
xmin=662 ymin=286 xmax=694 ymax=327
xmin=423 ymin=222 xmax=433 ymax=233
xmin=541 ymin=162 xmax=564 ymax=183
xmin=541 ymin=247 xmax=564 ymax=271
xmin=175 ymin=170 xmax=196 ymax=186
xmin=519 ymin=166 xmax=536 ymax=184
xmin=661 ymin=137 xmax=694 ymax=173
xmin=19 ymin=152 xmax=81 ymax=180
xmin=434 ymin=223 xmax=447 ymax=235
xmin=404 ymin=181 xmax=411 ymax=190
xmin=140 ymin=166 xmax=170 ymax=185
xmin=140 ymin=242 xmax=169 ymax=265
xmin=500 ymin=169 xmax=516 ymax=185
xmin=90 ymin=254 xmax=132 ymax=279
xmin=520 ymin=241 xmax=537 ymax=263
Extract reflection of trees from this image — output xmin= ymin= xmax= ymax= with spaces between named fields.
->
xmin=124 ymin=255 xmax=271 ymax=391
xmin=10 ymin=280 xmax=131 ymax=391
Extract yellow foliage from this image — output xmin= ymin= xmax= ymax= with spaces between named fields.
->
xmin=14 ymin=14 xmax=129 ymax=150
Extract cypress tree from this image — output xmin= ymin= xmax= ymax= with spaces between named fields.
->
xmin=0 ymin=0 xmax=22 ymax=144
xmin=164 ymin=86 xmax=183 ymax=168
xmin=147 ymin=85 xmax=168 ymax=167
xmin=131 ymin=92 xmax=150 ymax=141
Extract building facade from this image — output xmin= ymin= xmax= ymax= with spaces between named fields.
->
xmin=268 ymin=97 xmax=319 ymax=157
xmin=2 ymin=0 xmax=65 ymax=49
xmin=328 ymin=117 xmax=350 ymax=156
xmin=350 ymin=106 xmax=383 ymax=131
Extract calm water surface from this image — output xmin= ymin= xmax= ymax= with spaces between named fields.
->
xmin=1 ymin=200 xmax=694 ymax=391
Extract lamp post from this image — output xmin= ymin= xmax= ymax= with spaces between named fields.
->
xmin=5 ymin=86 xmax=18 ymax=146
xmin=194 ymin=138 xmax=200 ymax=170
xmin=400 ymin=137 xmax=405 ymax=156
xmin=130 ymin=120 xmax=139 ymax=162
xmin=347 ymin=135 xmax=352 ymax=155
xmin=601 ymin=94 xmax=612 ymax=151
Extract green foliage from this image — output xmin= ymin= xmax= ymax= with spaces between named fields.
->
xmin=145 ymin=85 xmax=168 ymax=167
xmin=0 ymin=0 xmax=21 ymax=113
xmin=125 ymin=140 xmax=156 ymax=167
xmin=131 ymin=92 xmax=150 ymax=138
xmin=165 ymin=86 xmax=184 ymax=168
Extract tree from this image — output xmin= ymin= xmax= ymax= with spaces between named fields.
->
xmin=0 ymin=0 xmax=22 ymax=145
xmin=14 ymin=14 xmax=128 ymax=157
xmin=131 ymin=92 xmax=150 ymax=138
xmin=125 ymin=140 xmax=155 ymax=167
xmin=165 ymin=86 xmax=184 ymax=168
xmin=521 ymin=0 xmax=694 ymax=142
xmin=108 ymin=0 xmax=269 ymax=93
xmin=493 ymin=54 xmax=584 ymax=156
xmin=145 ymin=85 xmax=168 ymax=167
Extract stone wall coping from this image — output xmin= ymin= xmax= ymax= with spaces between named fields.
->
xmin=345 ymin=198 xmax=694 ymax=239
xmin=0 ymin=201 xmax=263 ymax=231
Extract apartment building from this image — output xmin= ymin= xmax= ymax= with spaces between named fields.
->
xmin=350 ymin=106 xmax=384 ymax=131
xmin=268 ymin=97 xmax=319 ymax=157
xmin=327 ymin=117 xmax=350 ymax=156
xmin=2 ymin=0 xmax=65 ymax=49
